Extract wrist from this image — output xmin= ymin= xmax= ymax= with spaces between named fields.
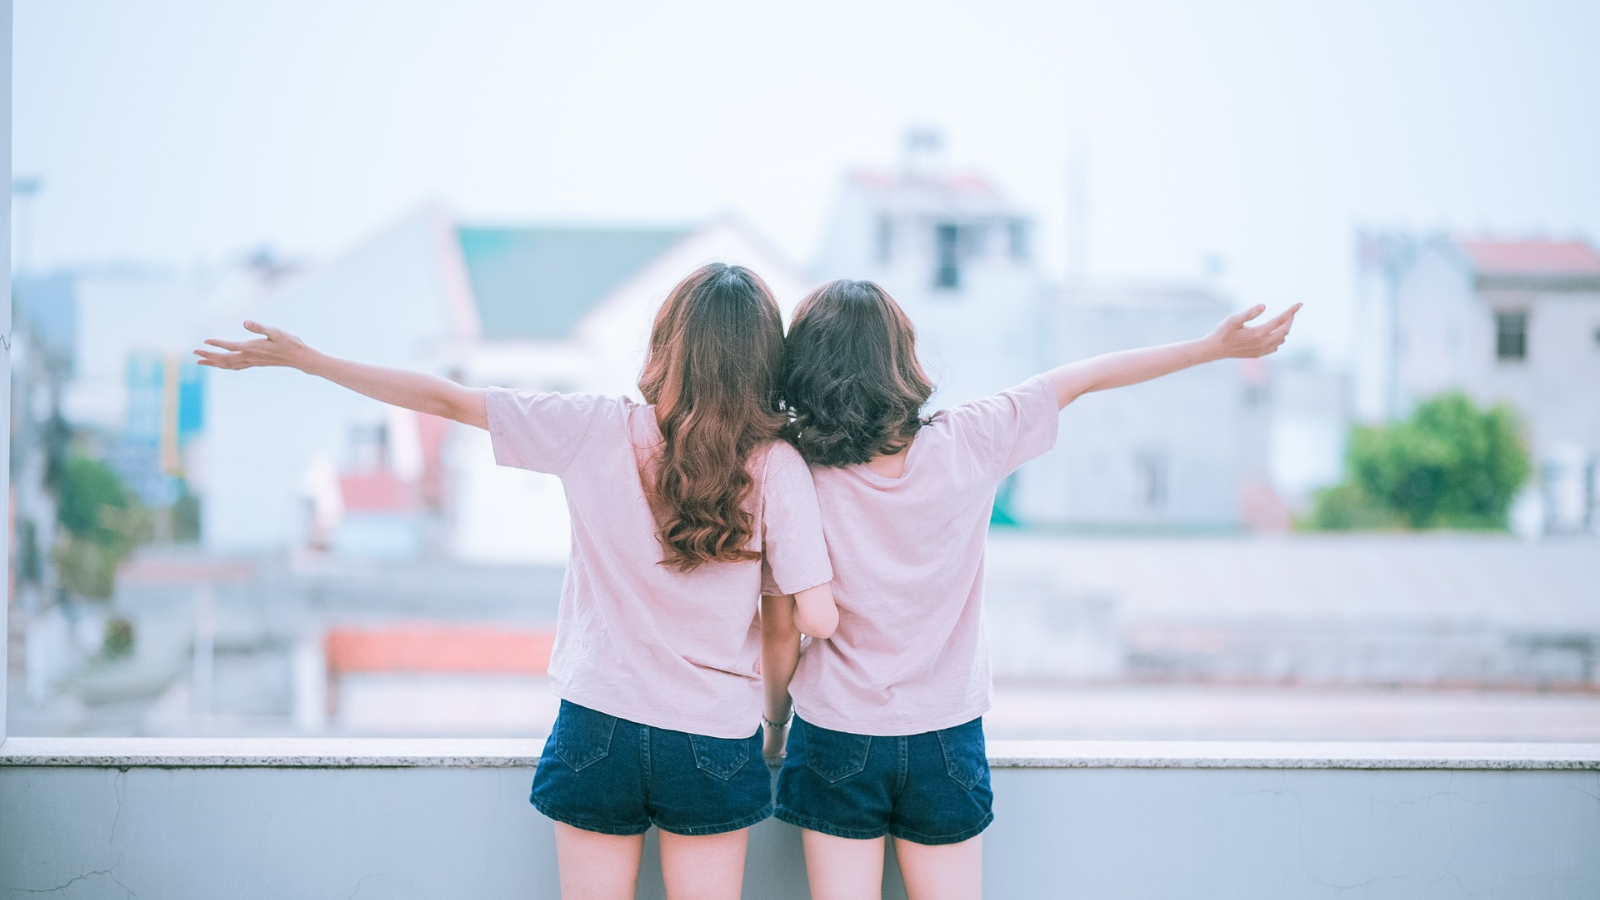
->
xmin=295 ymin=347 xmax=328 ymax=375
xmin=762 ymin=710 xmax=792 ymax=729
xmin=1196 ymin=335 xmax=1227 ymax=363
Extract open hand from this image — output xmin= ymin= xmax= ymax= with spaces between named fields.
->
xmin=1207 ymin=303 xmax=1301 ymax=360
xmin=194 ymin=321 xmax=314 ymax=371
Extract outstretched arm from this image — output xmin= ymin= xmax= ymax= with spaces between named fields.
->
xmin=195 ymin=321 xmax=489 ymax=430
xmin=1046 ymin=303 xmax=1301 ymax=409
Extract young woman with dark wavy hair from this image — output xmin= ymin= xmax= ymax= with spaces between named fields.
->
xmin=768 ymin=278 xmax=1299 ymax=900
xmin=198 ymin=262 xmax=838 ymax=900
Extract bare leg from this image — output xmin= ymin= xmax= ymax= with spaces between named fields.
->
xmin=658 ymin=827 xmax=751 ymax=900
xmin=894 ymin=835 xmax=982 ymax=900
xmin=802 ymin=829 xmax=887 ymax=900
xmin=553 ymin=822 xmax=645 ymax=900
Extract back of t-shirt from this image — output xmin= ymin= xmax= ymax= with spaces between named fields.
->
xmin=788 ymin=375 xmax=1059 ymax=736
xmin=487 ymin=388 xmax=833 ymax=738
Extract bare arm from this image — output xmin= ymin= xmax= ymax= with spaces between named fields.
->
xmin=761 ymin=593 xmax=802 ymax=761
xmin=1046 ymin=303 xmax=1302 ymax=409
xmin=793 ymin=582 xmax=838 ymax=640
xmin=195 ymin=321 xmax=489 ymax=429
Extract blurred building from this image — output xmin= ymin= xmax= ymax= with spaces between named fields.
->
xmin=201 ymin=207 xmax=813 ymax=563
xmin=1354 ymin=234 xmax=1600 ymax=533
xmin=813 ymin=146 xmax=1042 ymax=408
xmin=1016 ymin=283 xmax=1264 ymax=531
xmin=815 ymin=140 xmax=1302 ymax=530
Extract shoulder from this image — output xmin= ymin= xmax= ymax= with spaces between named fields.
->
xmin=488 ymin=388 xmax=630 ymax=417
xmin=763 ymin=439 xmax=806 ymax=468
xmin=756 ymin=440 xmax=817 ymax=486
xmin=941 ymin=377 xmax=1055 ymax=429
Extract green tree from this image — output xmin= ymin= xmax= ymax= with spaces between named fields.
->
xmin=53 ymin=455 xmax=150 ymax=599
xmin=1307 ymin=392 xmax=1532 ymax=530
xmin=57 ymin=455 xmax=130 ymax=543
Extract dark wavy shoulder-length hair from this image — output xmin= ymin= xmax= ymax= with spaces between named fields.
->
xmin=781 ymin=279 xmax=934 ymax=467
xmin=637 ymin=262 xmax=786 ymax=572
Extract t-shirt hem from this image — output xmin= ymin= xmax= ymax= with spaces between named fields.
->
xmin=484 ymin=387 xmax=518 ymax=469
xmin=556 ymin=687 xmax=762 ymax=740
xmin=767 ymin=569 xmax=835 ymax=597
xmin=1020 ymin=374 xmax=1061 ymax=454
xmin=791 ymin=700 xmax=992 ymax=737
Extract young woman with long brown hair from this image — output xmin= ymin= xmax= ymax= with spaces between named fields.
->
xmin=769 ymin=279 xmax=1298 ymax=900
xmin=198 ymin=262 xmax=839 ymax=900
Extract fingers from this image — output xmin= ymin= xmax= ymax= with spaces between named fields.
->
xmin=243 ymin=320 xmax=271 ymax=336
xmin=204 ymin=338 xmax=248 ymax=352
xmin=1227 ymin=304 xmax=1267 ymax=326
xmin=1264 ymin=303 xmax=1303 ymax=329
xmin=193 ymin=348 xmax=251 ymax=370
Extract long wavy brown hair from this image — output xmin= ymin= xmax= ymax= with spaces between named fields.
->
xmin=782 ymin=279 xmax=934 ymax=467
xmin=638 ymin=263 xmax=786 ymax=571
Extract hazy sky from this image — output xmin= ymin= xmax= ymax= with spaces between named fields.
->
xmin=15 ymin=0 xmax=1600 ymax=359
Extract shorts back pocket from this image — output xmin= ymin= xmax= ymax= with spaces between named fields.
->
xmin=801 ymin=720 xmax=872 ymax=784
xmin=936 ymin=719 xmax=988 ymax=791
xmin=554 ymin=702 xmax=618 ymax=772
xmin=688 ymin=733 xmax=752 ymax=782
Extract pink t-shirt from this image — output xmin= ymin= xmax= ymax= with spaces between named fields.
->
xmin=487 ymin=388 xmax=833 ymax=738
xmin=789 ymin=376 xmax=1059 ymax=736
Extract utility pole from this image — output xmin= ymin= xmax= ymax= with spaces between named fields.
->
xmin=1064 ymin=129 xmax=1090 ymax=283
xmin=13 ymin=175 xmax=40 ymax=278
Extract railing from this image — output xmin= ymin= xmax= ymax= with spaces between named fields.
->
xmin=4 ymin=738 xmax=1598 ymax=899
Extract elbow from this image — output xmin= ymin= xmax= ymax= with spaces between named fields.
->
xmin=798 ymin=607 xmax=839 ymax=641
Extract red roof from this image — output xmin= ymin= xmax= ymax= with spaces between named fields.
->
xmin=338 ymin=468 xmax=420 ymax=513
xmin=848 ymin=168 xmax=1001 ymax=196
xmin=1455 ymin=239 xmax=1600 ymax=276
xmin=326 ymin=626 xmax=555 ymax=675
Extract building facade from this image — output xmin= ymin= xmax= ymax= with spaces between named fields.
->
xmin=1354 ymin=234 xmax=1600 ymax=533
xmin=200 ymin=208 xmax=813 ymax=563
xmin=815 ymin=159 xmax=1269 ymax=530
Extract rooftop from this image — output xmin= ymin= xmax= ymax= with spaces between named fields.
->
xmin=844 ymin=168 xmax=1018 ymax=216
xmin=1455 ymin=237 xmax=1600 ymax=276
xmin=456 ymin=225 xmax=692 ymax=341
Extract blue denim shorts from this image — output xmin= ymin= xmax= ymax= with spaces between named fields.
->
xmin=775 ymin=715 xmax=993 ymax=845
xmin=530 ymin=700 xmax=772 ymax=836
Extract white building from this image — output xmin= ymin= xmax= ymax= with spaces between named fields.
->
xmin=1013 ymin=283 xmax=1269 ymax=531
xmin=201 ymin=208 xmax=813 ymax=563
xmin=813 ymin=164 xmax=1044 ymax=408
xmin=1353 ymin=234 xmax=1600 ymax=533
xmin=814 ymin=157 xmax=1275 ymax=530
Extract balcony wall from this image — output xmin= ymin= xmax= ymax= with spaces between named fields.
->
xmin=3 ymin=738 xmax=1598 ymax=899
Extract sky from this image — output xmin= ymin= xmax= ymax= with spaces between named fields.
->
xmin=14 ymin=0 xmax=1600 ymax=360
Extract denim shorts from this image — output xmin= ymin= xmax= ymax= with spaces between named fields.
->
xmin=775 ymin=715 xmax=993 ymax=845
xmin=529 ymin=700 xmax=772 ymax=836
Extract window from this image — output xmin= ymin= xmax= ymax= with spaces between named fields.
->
xmin=959 ymin=223 xmax=988 ymax=257
xmin=1009 ymin=219 xmax=1029 ymax=262
xmin=934 ymin=222 xmax=960 ymax=289
xmin=1495 ymin=310 xmax=1528 ymax=361
xmin=1134 ymin=450 xmax=1169 ymax=510
xmin=876 ymin=215 xmax=893 ymax=264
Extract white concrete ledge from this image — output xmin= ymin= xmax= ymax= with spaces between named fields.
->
xmin=4 ymin=736 xmax=1598 ymax=769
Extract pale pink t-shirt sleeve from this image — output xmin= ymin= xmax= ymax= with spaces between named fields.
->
xmin=943 ymin=375 xmax=1061 ymax=478
xmin=485 ymin=388 xmax=610 ymax=476
xmin=759 ymin=442 xmax=834 ymax=597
